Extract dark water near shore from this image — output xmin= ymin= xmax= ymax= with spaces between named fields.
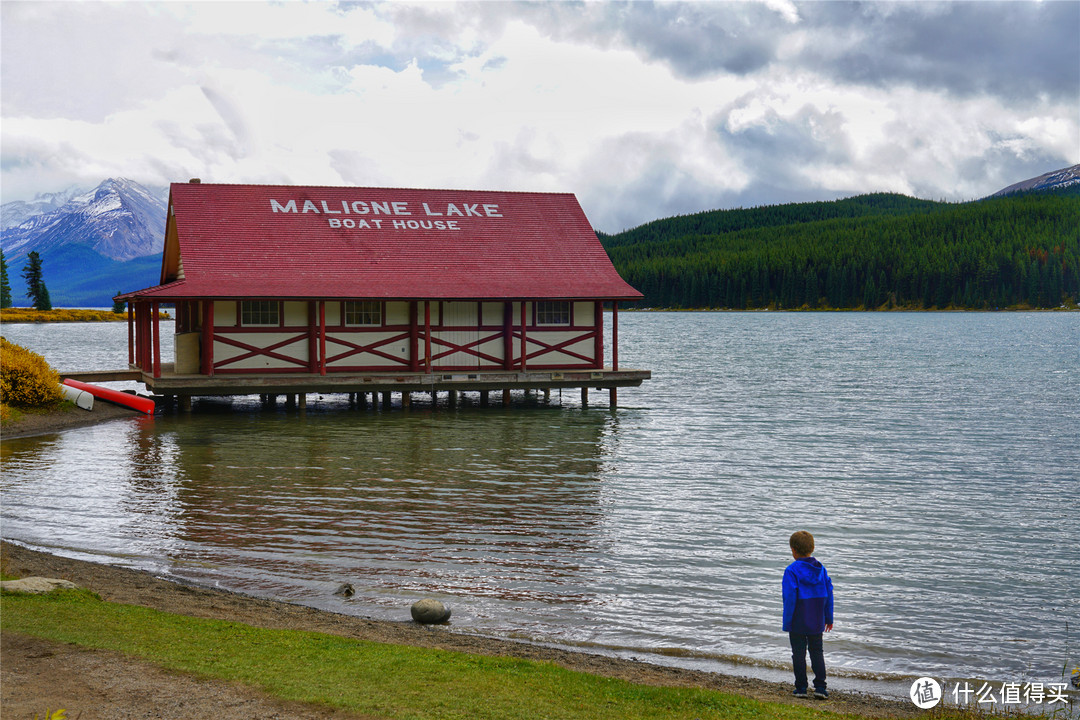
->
xmin=3 ymin=312 xmax=1078 ymax=690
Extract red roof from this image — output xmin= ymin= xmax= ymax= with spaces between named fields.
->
xmin=122 ymin=183 xmax=641 ymax=301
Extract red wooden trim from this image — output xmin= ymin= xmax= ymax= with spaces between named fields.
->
xmin=201 ymin=301 xmax=215 ymax=376
xmin=424 ymin=302 xmax=432 ymax=372
xmin=517 ymin=329 xmax=598 ymax=365
xmin=520 ymin=301 xmax=527 ymax=371
xmin=137 ymin=303 xmax=148 ymax=370
xmin=127 ymin=303 xmax=134 ymax=366
xmin=409 ymin=301 xmax=419 ymax=372
xmin=612 ymin=301 xmax=619 ymax=370
xmin=306 ymin=302 xmax=317 ymax=371
xmin=132 ymin=303 xmax=141 ymax=369
xmin=428 ymin=331 xmax=505 ymax=366
xmin=594 ymin=301 xmax=603 ymax=369
xmin=503 ymin=302 xmax=513 ymax=370
xmin=152 ymin=301 xmax=161 ymax=378
xmin=214 ymin=332 xmax=310 ymax=369
xmin=319 ymin=301 xmax=327 ymax=376
xmin=213 ymin=368 xmax=308 ymax=375
xmin=324 ymin=331 xmax=412 ymax=367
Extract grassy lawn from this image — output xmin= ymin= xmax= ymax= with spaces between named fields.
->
xmin=2 ymin=587 xmax=867 ymax=720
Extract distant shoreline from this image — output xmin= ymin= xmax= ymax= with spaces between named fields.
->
xmin=2 ymin=305 xmax=1074 ymax=322
xmin=1 ymin=308 xmax=169 ymax=323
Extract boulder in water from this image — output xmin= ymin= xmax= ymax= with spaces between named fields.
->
xmin=410 ymin=598 xmax=451 ymax=624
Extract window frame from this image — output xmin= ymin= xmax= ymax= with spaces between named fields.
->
xmin=535 ymin=300 xmax=571 ymax=326
xmin=240 ymin=300 xmax=280 ymax=327
xmin=344 ymin=300 xmax=383 ymax=327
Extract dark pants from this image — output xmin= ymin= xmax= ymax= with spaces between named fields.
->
xmin=789 ymin=632 xmax=826 ymax=692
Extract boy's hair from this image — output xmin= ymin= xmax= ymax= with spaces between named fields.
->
xmin=789 ymin=531 xmax=815 ymax=557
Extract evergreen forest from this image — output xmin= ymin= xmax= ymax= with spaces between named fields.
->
xmin=598 ymin=190 xmax=1079 ymax=310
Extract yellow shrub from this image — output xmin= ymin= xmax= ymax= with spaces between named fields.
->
xmin=0 ymin=337 xmax=63 ymax=409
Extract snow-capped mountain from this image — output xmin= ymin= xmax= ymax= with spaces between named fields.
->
xmin=2 ymin=177 xmax=168 ymax=262
xmin=990 ymin=164 xmax=1080 ymax=197
xmin=0 ymin=185 xmax=86 ymax=231
xmin=1 ymin=178 xmax=168 ymax=307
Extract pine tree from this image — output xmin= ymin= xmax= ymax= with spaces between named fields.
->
xmin=0 ymin=251 xmax=12 ymax=309
xmin=21 ymin=251 xmax=52 ymax=311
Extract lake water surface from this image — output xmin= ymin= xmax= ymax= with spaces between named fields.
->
xmin=3 ymin=312 xmax=1078 ymax=695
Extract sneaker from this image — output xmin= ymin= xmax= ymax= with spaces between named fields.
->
xmin=814 ymin=689 xmax=829 ymax=700
xmin=793 ymin=689 xmax=808 ymax=699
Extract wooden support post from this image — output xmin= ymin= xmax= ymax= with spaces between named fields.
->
xmin=430 ymin=389 xmax=437 ymax=406
xmin=409 ymin=301 xmax=420 ymax=372
xmin=520 ymin=301 xmax=527 ymax=371
xmin=581 ymin=387 xmax=589 ymax=406
xmin=286 ymin=394 xmax=296 ymax=408
xmin=381 ymin=391 xmax=391 ymax=409
xmin=448 ymin=390 xmax=458 ymax=407
xmin=402 ymin=392 xmax=411 ymax=410
xmin=358 ymin=392 xmax=367 ymax=409
xmin=127 ymin=302 xmax=134 ymax=366
xmin=308 ymin=302 xmax=319 ymax=372
xmin=480 ymin=390 xmax=489 ymax=407
xmin=179 ymin=395 xmax=192 ymax=412
xmin=609 ymin=388 xmax=617 ymax=408
xmin=201 ymin=301 xmax=215 ymax=376
xmin=502 ymin=388 xmax=511 ymax=405
xmin=612 ymin=301 xmax=619 ymax=371
xmin=424 ymin=302 xmax=432 ymax=373
xmin=319 ymin=301 xmax=327 ymax=376
xmin=594 ymin=301 xmax=603 ymax=369
xmin=299 ymin=394 xmax=307 ymax=409
xmin=543 ymin=388 xmax=551 ymax=401
xmin=151 ymin=302 xmax=161 ymax=378
xmin=502 ymin=302 xmax=513 ymax=370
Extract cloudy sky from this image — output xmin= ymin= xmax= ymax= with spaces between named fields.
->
xmin=2 ymin=1 xmax=1077 ymax=231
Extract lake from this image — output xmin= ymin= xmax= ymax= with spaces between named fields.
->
xmin=2 ymin=312 xmax=1078 ymax=696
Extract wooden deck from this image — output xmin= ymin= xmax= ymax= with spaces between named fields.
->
xmin=134 ymin=365 xmax=649 ymax=397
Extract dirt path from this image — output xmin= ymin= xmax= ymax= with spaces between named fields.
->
xmin=0 ymin=542 xmax=917 ymax=719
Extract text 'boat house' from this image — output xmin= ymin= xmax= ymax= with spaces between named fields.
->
xmin=118 ymin=181 xmax=650 ymax=409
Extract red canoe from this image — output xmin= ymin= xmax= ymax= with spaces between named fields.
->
xmin=62 ymin=378 xmax=156 ymax=415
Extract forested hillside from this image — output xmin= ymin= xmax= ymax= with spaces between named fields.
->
xmin=599 ymin=191 xmax=1079 ymax=310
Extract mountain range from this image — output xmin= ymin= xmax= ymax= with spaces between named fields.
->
xmin=2 ymin=178 xmax=167 ymax=307
xmin=1 ymin=166 xmax=1078 ymax=307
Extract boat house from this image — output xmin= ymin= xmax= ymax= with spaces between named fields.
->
xmin=117 ymin=181 xmax=649 ymax=408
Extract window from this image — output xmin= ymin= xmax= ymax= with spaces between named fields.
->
xmin=241 ymin=300 xmax=279 ymax=326
xmin=536 ymin=301 xmax=571 ymax=325
xmin=344 ymin=300 xmax=382 ymax=326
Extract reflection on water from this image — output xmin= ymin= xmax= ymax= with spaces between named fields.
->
xmin=2 ymin=312 xmax=1079 ymax=689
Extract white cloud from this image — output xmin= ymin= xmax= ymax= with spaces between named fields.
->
xmin=2 ymin=1 xmax=1077 ymax=230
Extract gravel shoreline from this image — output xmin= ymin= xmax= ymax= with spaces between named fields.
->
xmin=2 ymin=400 xmax=145 ymax=440
xmin=2 ymin=407 xmax=917 ymax=717
xmin=0 ymin=541 xmax=918 ymax=718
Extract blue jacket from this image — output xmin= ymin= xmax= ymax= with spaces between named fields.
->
xmin=782 ymin=557 xmax=834 ymax=634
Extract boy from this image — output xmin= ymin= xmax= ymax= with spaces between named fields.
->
xmin=782 ymin=530 xmax=834 ymax=699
